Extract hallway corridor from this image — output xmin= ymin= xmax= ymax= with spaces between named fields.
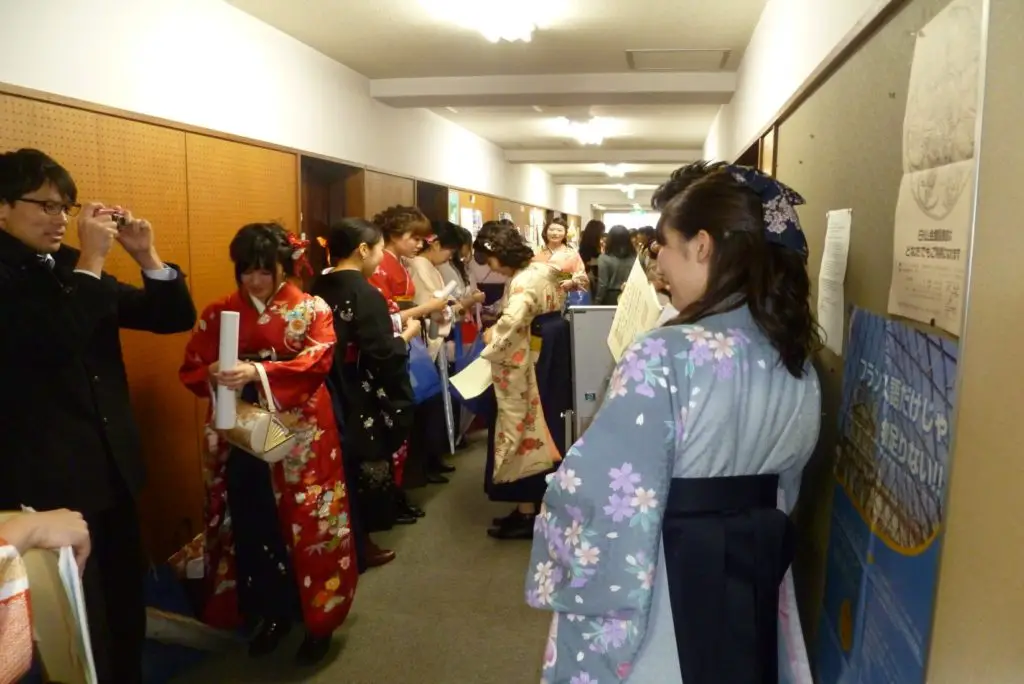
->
xmin=176 ymin=438 xmax=548 ymax=683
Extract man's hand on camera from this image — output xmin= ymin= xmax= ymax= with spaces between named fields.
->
xmin=74 ymin=203 xmax=119 ymax=276
xmin=114 ymin=209 xmax=163 ymax=270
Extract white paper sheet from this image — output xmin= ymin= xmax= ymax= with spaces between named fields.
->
xmin=58 ymin=547 xmax=97 ymax=684
xmin=887 ymin=0 xmax=982 ymax=335
xmin=214 ymin=311 xmax=240 ymax=430
xmin=818 ymin=209 xmax=852 ymax=356
xmin=607 ymin=259 xmax=663 ymax=361
xmin=450 ymin=356 xmax=493 ymax=399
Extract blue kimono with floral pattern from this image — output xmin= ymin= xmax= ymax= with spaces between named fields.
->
xmin=526 ymin=305 xmax=820 ymax=684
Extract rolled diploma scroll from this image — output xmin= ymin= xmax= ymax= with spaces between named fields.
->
xmin=214 ymin=311 xmax=240 ymax=430
xmin=434 ymin=280 xmax=458 ymax=302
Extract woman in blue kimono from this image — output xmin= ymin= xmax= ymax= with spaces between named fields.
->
xmin=526 ymin=165 xmax=821 ymax=684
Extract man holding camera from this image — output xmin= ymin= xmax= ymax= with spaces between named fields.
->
xmin=0 ymin=148 xmax=197 ymax=683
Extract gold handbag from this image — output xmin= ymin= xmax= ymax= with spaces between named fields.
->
xmin=213 ymin=362 xmax=297 ymax=463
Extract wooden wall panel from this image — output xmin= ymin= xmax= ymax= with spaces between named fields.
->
xmin=345 ymin=169 xmax=366 ymax=220
xmin=0 ymin=94 xmax=201 ymax=560
xmin=301 ymin=157 xmax=363 ymax=276
xmin=184 ymin=133 xmax=298 ymax=313
xmin=363 ymin=170 xmax=413 ymax=219
xmin=415 ymin=180 xmax=449 ymax=223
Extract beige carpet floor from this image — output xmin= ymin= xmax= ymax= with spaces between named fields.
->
xmin=174 ymin=437 xmax=549 ymax=684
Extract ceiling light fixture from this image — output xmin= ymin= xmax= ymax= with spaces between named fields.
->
xmin=418 ymin=0 xmax=566 ymax=43
xmin=554 ymin=116 xmax=618 ymax=146
xmin=618 ymin=184 xmax=637 ymax=200
xmin=602 ymin=164 xmax=629 ymax=178
xmin=445 ymin=106 xmax=459 ymax=114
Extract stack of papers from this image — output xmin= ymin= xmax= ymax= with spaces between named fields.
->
xmin=57 ymin=547 xmax=97 ymax=684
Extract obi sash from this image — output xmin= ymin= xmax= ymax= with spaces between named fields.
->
xmin=394 ymin=296 xmax=415 ymax=311
xmin=662 ymin=473 xmax=794 ymax=684
xmin=529 ymin=311 xmax=560 ymax=356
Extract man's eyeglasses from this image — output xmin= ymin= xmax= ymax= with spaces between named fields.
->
xmin=17 ymin=198 xmax=81 ymax=217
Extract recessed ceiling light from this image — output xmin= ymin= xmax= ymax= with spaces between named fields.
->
xmin=445 ymin=106 xmax=459 ymax=114
xmin=552 ymin=116 xmax=620 ymax=146
xmin=532 ymin=105 xmax=544 ymax=113
xmin=418 ymin=0 xmax=568 ymax=43
xmin=601 ymin=164 xmax=629 ymax=178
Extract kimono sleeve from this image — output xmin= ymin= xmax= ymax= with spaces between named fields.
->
xmin=260 ymin=296 xmax=337 ymax=411
xmin=0 ymin=539 xmax=33 ymax=682
xmin=525 ymin=329 xmax=687 ymax=678
xmin=408 ymin=257 xmax=434 ymax=308
xmin=480 ymin=282 xmax=536 ymax=363
xmin=567 ymin=250 xmax=589 ymax=290
xmin=179 ymin=301 xmax=224 ymax=399
xmin=355 ymin=287 xmax=409 ymax=366
xmin=367 ymin=266 xmax=394 ymax=304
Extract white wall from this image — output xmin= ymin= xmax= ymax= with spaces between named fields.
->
xmin=0 ymin=0 xmax=568 ymax=212
xmin=704 ymin=0 xmax=899 ymax=161
xmin=554 ymin=186 xmax=580 ymax=217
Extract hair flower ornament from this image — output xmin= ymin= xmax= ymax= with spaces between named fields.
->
xmin=286 ymin=232 xmax=313 ymax=277
xmin=724 ymin=165 xmax=809 ymax=260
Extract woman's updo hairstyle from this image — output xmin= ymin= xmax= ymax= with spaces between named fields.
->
xmin=325 ymin=218 xmax=382 ymax=263
xmin=659 ymin=169 xmax=821 ymax=377
xmin=229 ymin=222 xmax=295 ymax=284
xmin=476 ymin=223 xmax=535 ymax=271
xmin=371 ymin=205 xmax=431 ymax=242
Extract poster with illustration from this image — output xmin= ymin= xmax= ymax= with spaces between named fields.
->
xmin=816 ymin=308 xmax=958 ymax=684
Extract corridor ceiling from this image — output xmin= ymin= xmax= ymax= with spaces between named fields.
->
xmin=226 ymin=0 xmax=768 ymax=198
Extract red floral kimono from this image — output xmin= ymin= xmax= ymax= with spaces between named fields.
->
xmin=179 ymin=283 xmax=357 ymax=636
xmin=368 ymin=249 xmax=416 ymax=485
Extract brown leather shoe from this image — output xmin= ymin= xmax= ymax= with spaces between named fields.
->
xmin=366 ymin=541 xmax=396 ymax=568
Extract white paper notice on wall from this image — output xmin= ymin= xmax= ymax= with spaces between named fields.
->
xmin=818 ymin=209 xmax=852 ymax=356
xmin=887 ymin=0 xmax=982 ymax=336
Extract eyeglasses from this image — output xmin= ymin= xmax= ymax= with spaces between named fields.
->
xmin=17 ymin=198 xmax=81 ymax=217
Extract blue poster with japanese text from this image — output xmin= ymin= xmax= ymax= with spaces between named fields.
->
xmin=816 ymin=308 xmax=958 ymax=684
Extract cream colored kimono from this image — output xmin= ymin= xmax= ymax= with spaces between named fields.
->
xmin=482 ymin=262 xmax=563 ymax=483
xmin=408 ymin=255 xmax=453 ymax=361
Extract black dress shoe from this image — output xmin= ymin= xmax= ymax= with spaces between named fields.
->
xmin=406 ymin=503 xmax=426 ymax=518
xmin=492 ymin=508 xmax=521 ymax=527
xmin=394 ymin=512 xmax=418 ymax=525
xmin=438 ymin=463 xmax=456 ymax=473
xmin=248 ymin=619 xmax=291 ymax=657
xmin=426 ymin=473 xmax=450 ymax=484
xmin=487 ymin=515 xmax=536 ymax=540
xmin=295 ymin=632 xmax=333 ymax=666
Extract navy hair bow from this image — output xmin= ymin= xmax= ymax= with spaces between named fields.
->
xmin=725 ymin=165 xmax=809 ymax=260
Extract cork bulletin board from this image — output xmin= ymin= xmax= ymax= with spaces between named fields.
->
xmin=184 ymin=133 xmax=298 ymax=314
xmin=0 ymin=93 xmax=299 ymax=560
xmin=773 ymin=0 xmax=962 ymax=650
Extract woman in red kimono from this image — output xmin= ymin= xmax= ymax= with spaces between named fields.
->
xmin=179 ymin=223 xmax=356 ymax=666
xmin=368 ymin=206 xmax=447 ymax=497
